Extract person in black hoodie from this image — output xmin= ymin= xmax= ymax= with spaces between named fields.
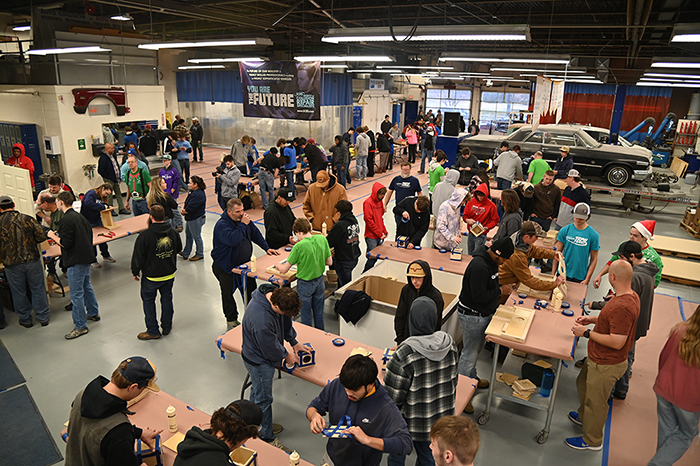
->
xmin=131 ymin=205 xmax=183 ymax=340
xmin=326 ymin=200 xmax=361 ymax=288
xmin=394 ymin=260 xmax=445 ymax=344
xmin=366 ymin=127 xmax=377 ymax=177
xmin=456 ymin=238 xmax=517 ymax=412
xmin=174 ymin=400 xmax=262 ymax=466
xmin=65 ymin=356 xmax=162 ymax=466
xmin=393 ymin=195 xmax=431 ymax=249
xmin=264 ymin=187 xmax=297 ymax=250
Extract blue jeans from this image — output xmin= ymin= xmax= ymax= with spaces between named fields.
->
xmin=363 ymin=237 xmax=384 ymax=272
xmin=178 ymin=157 xmax=191 ymax=183
xmin=388 ymin=440 xmax=433 ymax=466
xmin=258 ymin=171 xmax=275 ymax=210
xmin=648 ymin=394 xmax=700 ymax=466
xmin=141 ymin=278 xmax=174 ymax=336
xmin=334 ymin=258 xmax=357 ymax=289
xmin=4 ymin=260 xmax=50 ymax=325
xmin=183 ymin=215 xmax=206 ymax=258
xmin=132 ymin=199 xmax=149 ymax=217
xmin=457 ymin=311 xmax=493 ymax=379
xmin=420 ymin=149 xmax=434 ymax=173
xmin=297 ymin=275 xmax=325 ymax=330
xmin=285 ymin=170 xmax=296 ymax=195
xmin=356 ymin=155 xmax=367 ymax=179
xmin=613 ymin=341 xmax=636 ymax=398
xmin=67 ymin=263 xmax=99 ymax=330
xmin=496 ymin=177 xmax=512 ymax=190
xmin=243 ymin=360 xmax=276 ymax=442
xmin=171 ymin=159 xmax=188 ymax=191
xmin=172 ymin=208 xmax=184 ymax=229
xmin=467 ymin=232 xmax=487 ymax=255
xmin=335 ymin=163 xmax=347 ymax=187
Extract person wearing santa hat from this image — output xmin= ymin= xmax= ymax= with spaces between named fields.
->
xmin=593 ymin=219 xmax=664 ymax=289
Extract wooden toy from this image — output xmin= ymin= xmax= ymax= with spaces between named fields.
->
xmin=265 ymin=261 xmax=297 ymax=279
xmin=551 ymin=288 xmax=564 ymax=312
xmin=297 ymin=343 xmax=316 ymax=367
xmin=396 ymin=236 xmax=409 ymax=248
xmin=450 ymin=248 xmax=463 ymax=261
xmin=381 ymin=348 xmax=395 ymax=371
xmin=230 ymin=446 xmax=258 ymax=466
xmin=485 ymin=305 xmax=535 ymax=343
xmin=136 ymin=434 xmax=162 ymax=466
xmin=323 ymin=415 xmax=353 ymax=438
xmin=542 ymin=229 xmax=557 ymax=246
xmin=470 ymin=221 xmax=485 ymax=237
xmin=100 ymin=208 xmax=121 ymax=230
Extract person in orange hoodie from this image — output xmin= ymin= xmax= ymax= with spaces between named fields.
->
xmin=7 ymin=143 xmax=35 ymax=188
xmin=462 ymin=183 xmax=499 ymax=255
xmin=363 ymin=182 xmax=388 ymax=272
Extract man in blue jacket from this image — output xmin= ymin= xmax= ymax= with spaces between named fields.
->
xmin=307 ymin=355 xmax=413 ymax=466
xmin=241 ymin=284 xmax=305 ymax=452
xmin=80 ymin=183 xmax=117 ymax=267
xmin=211 ymin=198 xmax=279 ymax=330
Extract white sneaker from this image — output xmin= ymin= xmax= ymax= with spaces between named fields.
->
xmin=91 ymin=263 xmax=102 ymax=268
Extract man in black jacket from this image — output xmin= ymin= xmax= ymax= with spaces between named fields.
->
xmin=97 ymin=143 xmax=129 ymax=215
xmin=381 ymin=115 xmax=392 ymax=135
xmin=48 ymin=192 xmax=100 ymax=340
xmin=376 ymin=132 xmax=392 ymax=173
xmin=131 ymin=205 xmax=183 ymax=340
xmin=190 ymin=117 xmax=204 ymax=162
xmin=394 ymin=260 xmax=444 ymax=344
xmin=366 ymin=127 xmax=377 ymax=177
xmin=457 ymin=237 xmax=517 ymax=412
xmin=300 ymin=138 xmax=326 ymax=182
xmin=264 ymin=188 xmax=297 ymax=250
xmin=138 ymin=129 xmax=159 ymax=158
xmin=326 ymin=200 xmax=361 ymax=288
xmin=65 ymin=356 xmax=162 ymax=466
xmin=393 ymin=195 xmax=431 ymax=249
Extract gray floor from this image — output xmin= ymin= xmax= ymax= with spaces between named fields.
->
xmin=1 ymin=182 xmax=698 ymax=466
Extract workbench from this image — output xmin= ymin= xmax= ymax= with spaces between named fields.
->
xmin=660 ymin=256 xmax=700 ymax=286
xmin=651 ymin=234 xmax=700 ymax=260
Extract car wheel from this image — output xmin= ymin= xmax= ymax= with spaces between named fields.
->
xmin=605 ymin=165 xmax=631 ymax=187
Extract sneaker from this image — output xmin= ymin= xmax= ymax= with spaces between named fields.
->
xmin=91 ymin=263 xmax=102 ymax=268
xmin=272 ymin=423 xmax=283 ymax=435
xmin=40 ymin=319 xmax=50 ymax=327
xmin=179 ymin=253 xmax=188 ymax=259
xmin=119 ymin=209 xmax=131 ymax=215
xmin=189 ymin=256 xmax=203 ymax=261
xmin=568 ymin=411 xmax=583 ymax=426
xmin=612 ymin=392 xmax=627 ymax=400
xmin=162 ymin=328 xmax=171 ymax=336
xmin=0 ymin=320 xmax=6 ymax=330
xmin=65 ymin=303 xmax=73 ymax=311
xmin=111 ymin=210 xmax=118 ymax=217
xmin=227 ymin=320 xmax=241 ymax=331
xmin=65 ymin=327 xmax=89 ymax=340
xmin=87 ymin=315 xmax=101 ymax=322
xmin=176 ymin=227 xmax=183 ymax=233
xmin=19 ymin=320 xmax=33 ymax=328
xmin=138 ymin=332 xmax=161 ymax=340
xmin=463 ymin=401 xmax=475 ymax=414
xmin=565 ymin=436 xmax=602 ymax=451
xmin=575 ymin=357 xmax=587 ymax=368
xmin=476 ymin=378 xmax=490 ymax=389
xmin=102 ymin=256 xmax=116 ymax=263
xmin=267 ymin=438 xmax=292 ymax=454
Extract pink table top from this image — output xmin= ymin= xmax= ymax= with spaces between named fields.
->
xmin=42 ymin=214 xmax=149 ymax=260
xmin=368 ymin=241 xmax=472 ymax=275
xmin=217 ymin=324 xmax=476 ymax=414
xmin=232 ymin=247 xmax=294 ymax=285
xmin=486 ymin=281 xmax=588 ymax=360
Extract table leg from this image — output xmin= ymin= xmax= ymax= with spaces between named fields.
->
xmin=478 ymin=342 xmax=500 ymax=426
xmin=536 ymin=358 xmax=564 ymax=444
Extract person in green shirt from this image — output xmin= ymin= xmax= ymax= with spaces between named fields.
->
xmin=428 ymin=150 xmax=448 ymax=196
xmin=277 ymin=218 xmax=332 ymax=330
xmin=593 ymin=219 xmax=664 ymax=288
xmin=527 ymin=151 xmax=551 ymax=185
xmin=125 ymin=154 xmax=152 ymax=216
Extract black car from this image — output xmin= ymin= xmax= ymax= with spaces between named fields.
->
xmin=458 ymin=124 xmax=653 ymax=187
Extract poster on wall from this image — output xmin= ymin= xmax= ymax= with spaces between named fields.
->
xmin=549 ymin=80 xmax=565 ymax=123
xmin=240 ymin=61 xmax=321 ymax=120
xmin=532 ymin=75 xmax=552 ymax=132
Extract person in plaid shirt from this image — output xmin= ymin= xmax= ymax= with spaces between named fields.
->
xmin=385 ymin=297 xmax=459 ymax=466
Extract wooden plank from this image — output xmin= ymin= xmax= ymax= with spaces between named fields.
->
xmin=679 ymin=221 xmax=700 ymax=239
xmin=670 ymin=156 xmax=689 ymax=179
xmin=485 ymin=305 xmax=536 ymax=343
xmin=652 ymin=234 xmax=700 ymax=259
xmin=660 ymin=256 xmax=700 ymax=286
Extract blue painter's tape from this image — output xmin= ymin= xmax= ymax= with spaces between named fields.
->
xmin=285 ymin=247 xmax=293 ymax=252
xmin=561 ymin=302 xmax=570 ymax=309
xmin=414 ymin=246 xmax=422 ymax=250
xmin=187 ymin=406 xmax=194 ymax=411
xmin=216 ymin=337 xmax=225 ymax=359
xmin=438 ymin=267 xmax=443 ymax=271
xmin=127 ymin=231 xmax=132 ymax=235
xmin=678 ymin=296 xmax=687 ymax=321
xmin=562 ymin=309 xmax=574 ymax=317
xmin=332 ymin=338 xmax=345 ymax=346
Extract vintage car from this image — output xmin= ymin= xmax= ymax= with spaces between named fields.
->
xmin=458 ymin=124 xmax=653 ymax=187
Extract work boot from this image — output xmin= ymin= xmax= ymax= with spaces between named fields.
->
xmin=268 ymin=438 xmax=292 ymax=453
xmin=272 ymin=423 xmax=283 ymax=435
xmin=464 ymin=401 xmax=475 ymax=414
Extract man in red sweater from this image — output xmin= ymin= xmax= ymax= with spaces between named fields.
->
xmin=363 ymin=182 xmax=388 ymax=272
xmin=7 ymin=143 xmax=35 ymax=188
xmin=462 ymin=183 xmax=498 ymax=255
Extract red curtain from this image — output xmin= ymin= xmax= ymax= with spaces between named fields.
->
xmin=619 ymin=95 xmax=671 ymax=132
xmin=536 ymin=92 xmax=615 ymax=127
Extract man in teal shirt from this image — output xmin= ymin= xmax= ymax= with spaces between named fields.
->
xmin=527 ymin=151 xmax=551 ymax=185
xmin=277 ymin=218 xmax=332 ymax=330
xmin=554 ymin=203 xmax=600 ymax=285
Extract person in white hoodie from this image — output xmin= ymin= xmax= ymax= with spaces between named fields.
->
xmin=354 ymin=127 xmax=371 ymax=180
xmin=434 ymin=188 xmax=468 ymax=250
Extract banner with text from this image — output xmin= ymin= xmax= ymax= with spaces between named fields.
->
xmin=240 ymin=61 xmax=320 ymax=120
xmin=532 ymin=75 xmax=553 ymax=132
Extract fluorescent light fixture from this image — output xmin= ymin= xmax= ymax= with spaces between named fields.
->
xmin=12 ymin=25 xmax=31 ymax=32
xmin=188 ymin=57 xmax=265 ymax=63
xmin=139 ymin=38 xmax=273 ymax=50
xmin=294 ymin=55 xmax=393 ymax=62
xmin=25 ymin=46 xmax=111 ymax=56
xmin=484 ymin=76 xmax=514 ymax=80
xmin=671 ymin=24 xmax=700 ymax=43
xmin=519 ymin=73 xmax=596 ymax=79
xmin=637 ymin=81 xmax=700 ymax=88
xmin=440 ymin=53 xmax=570 ymax=65
xmin=178 ymin=65 xmax=226 ymax=70
xmin=492 ymin=67 xmax=585 ymax=74
xmin=644 ymin=72 xmax=700 ymax=79
xmin=111 ymin=15 xmax=132 ymax=21
xmin=651 ymin=57 xmax=700 ymax=69
xmin=484 ymin=78 xmax=532 ymax=83
xmin=349 ymin=69 xmax=403 ymax=73
xmin=321 ymin=64 xmax=348 ymax=69
xmin=322 ymin=25 xmax=529 ymax=43
xmin=377 ymin=65 xmax=454 ymax=70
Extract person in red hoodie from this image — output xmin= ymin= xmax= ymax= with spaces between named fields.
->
xmin=462 ymin=183 xmax=499 ymax=255
xmin=7 ymin=143 xmax=35 ymax=188
xmin=363 ymin=182 xmax=388 ymax=272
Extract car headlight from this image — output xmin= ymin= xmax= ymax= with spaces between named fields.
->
xmin=636 ymin=161 xmax=649 ymax=166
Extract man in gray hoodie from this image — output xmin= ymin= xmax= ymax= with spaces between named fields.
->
xmin=493 ymin=144 xmax=523 ymax=190
xmin=385 ymin=297 xmax=459 ymax=466
xmin=432 ymin=169 xmax=460 ymax=219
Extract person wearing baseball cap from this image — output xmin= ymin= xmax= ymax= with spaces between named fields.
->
xmin=175 ymin=400 xmax=263 ymax=465
xmin=395 ymin=260 xmax=444 ymax=345
xmin=264 ymin=187 xmax=297 ymax=250
xmin=457 ymin=237 xmax=518 ymax=412
xmin=553 ymin=145 xmax=574 ymax=180
xmin=190 ymin=116 xmax=204 ymax=162
xmin=65 ymin=357 xmax=163 ymax=465
xmin=554 ymin=202 xmax=600 ymax=284
xmin=555 ymin=169 xmax=591 ymax=229
xmin=593 ymin=219 xmax=664 ymax=289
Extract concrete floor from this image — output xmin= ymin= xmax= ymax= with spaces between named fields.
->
xmin=1 ymin=175 xmax=698 ymax=466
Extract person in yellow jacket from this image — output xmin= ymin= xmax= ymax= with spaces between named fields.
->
xmin=302 ymin=170 xmax=348 ymax=231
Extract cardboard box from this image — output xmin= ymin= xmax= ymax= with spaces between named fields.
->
xmin=683 ymin=207 xmax=699 ymax=229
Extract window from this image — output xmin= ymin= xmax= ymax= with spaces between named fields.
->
xmin=425 ymin=88 xmax=472 ymax=122
xmin=479 ymin=91 xmax=530 ymax=134
xmin=524 ymin=131 xmax=545 ymax=144
xmin=546 ymin=132 xmax=576 ymax=147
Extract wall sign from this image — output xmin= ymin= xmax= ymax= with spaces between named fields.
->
xmin=88 ymin=104 xmax=111 ymax=116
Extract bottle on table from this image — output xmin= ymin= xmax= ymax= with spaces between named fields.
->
xmin=166 ymin=405 xmax=178 ymax=432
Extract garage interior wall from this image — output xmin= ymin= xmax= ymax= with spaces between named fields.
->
xmin=0 ymin=85 xmax=166 ymax=195
xmin=176 ymin=70 xmax=353 ymax=149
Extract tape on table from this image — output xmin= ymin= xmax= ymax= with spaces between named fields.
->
xmin=285 ymin=247 xmax=293 ymax=251
xmin=332 ymin=338 xmax=345 ymax=347
xmin=562 ymin=309 xmax=574 ymax=317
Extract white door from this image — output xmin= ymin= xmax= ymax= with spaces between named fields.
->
xmin=0 ymin=163 xmax=34 ymax=216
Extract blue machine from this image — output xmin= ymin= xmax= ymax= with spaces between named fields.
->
xmin=622 ymin=112 xmax=676 ymax=167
